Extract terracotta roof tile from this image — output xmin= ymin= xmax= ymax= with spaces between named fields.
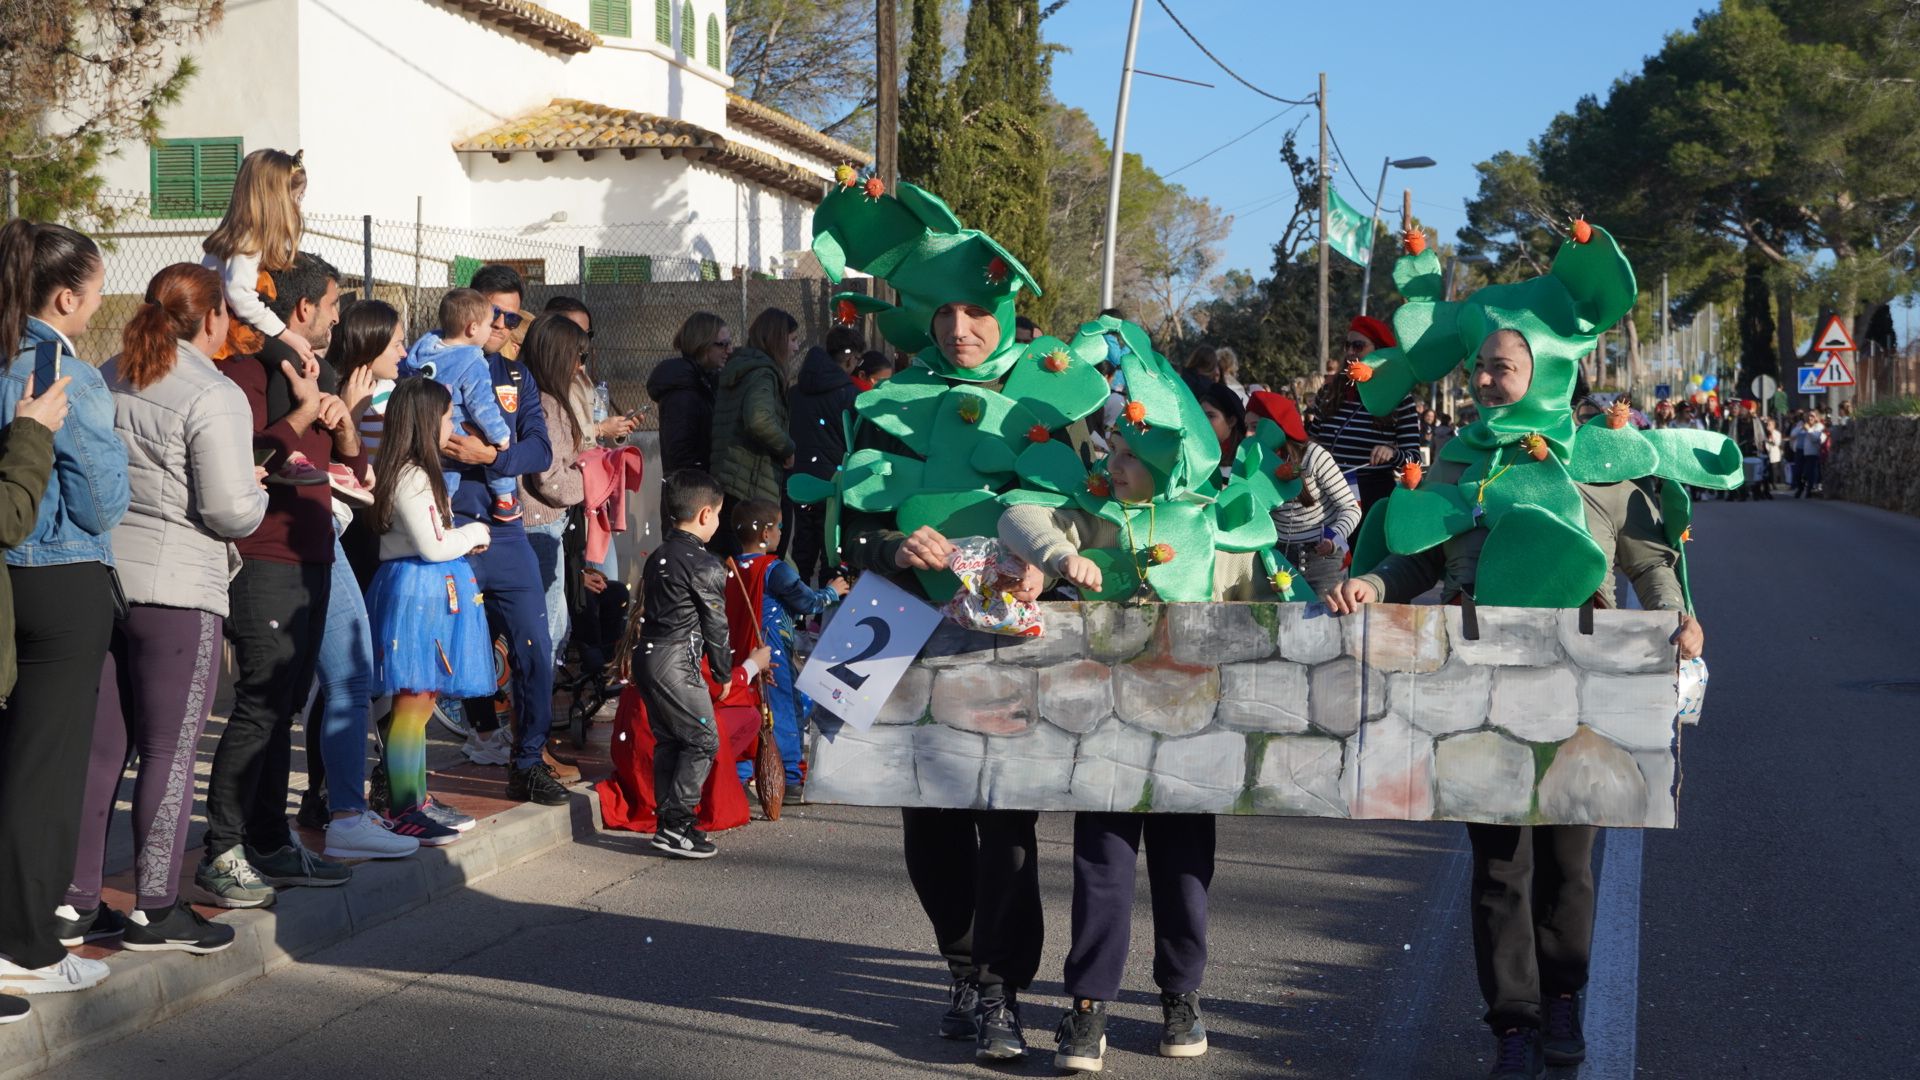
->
xmin=726 ymin=94 xmax=873 ymax=168
xmin=437 ymin=0 xmax=598 ymax=55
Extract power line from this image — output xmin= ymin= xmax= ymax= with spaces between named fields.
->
xmin=1153 ymin=0 xmax=1317 ymax=106
xmin=1324 ymin=123 xmax=1374 ymax=211
xmin=1162 ymin=106 xmax=1302 ymax=179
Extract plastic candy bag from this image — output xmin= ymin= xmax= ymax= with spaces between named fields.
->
xmin=941 ymin=537 xmax=1044 ymax=638
xmin=1676 ymin=656 xmax=1708 ymax=726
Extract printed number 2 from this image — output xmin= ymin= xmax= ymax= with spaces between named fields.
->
xmin=825 ymin=616 xmax=892 ymax=691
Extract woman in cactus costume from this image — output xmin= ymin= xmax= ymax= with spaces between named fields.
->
xmin=1329 ymin=214 xmax=1734 ymax=1079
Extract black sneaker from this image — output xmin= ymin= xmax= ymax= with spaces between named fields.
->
xmin=122 ymin=901 xmax=235 ymax=955
xmin=974 ymin=988 xmax=1026 ymax=1062
xmin=650 ymin=825 xmax=718 ymax=859
xmin=295 ymin=786 xmax=329 ymax=831
xmin=53 ymin=903 xmax=125 ymax=947
xmin=1053 ymin=998 xmax=1108 ymax=1073
xmin=1158 ymin=990 xmax=1208 ymax=1058
xmin=1488 ymin=1026 xmax=1543 ymax=1079
xmin=1542 ymin=993 xmax=1585 ymax=1065
xmin=0 ymin=994 xmax=27 ymax=1025
xmin=508 ymin=764 xmax=570 ymax=806
xmin=939 ymin=978 xmax=980 ymax=1040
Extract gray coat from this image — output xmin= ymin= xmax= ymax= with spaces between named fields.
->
xmin=103 ymin=340 xmax=267 ymax=616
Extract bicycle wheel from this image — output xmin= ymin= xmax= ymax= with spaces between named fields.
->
xmin=433 ymin=697 xmax=473 ymax=738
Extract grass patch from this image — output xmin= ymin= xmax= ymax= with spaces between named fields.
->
xmin=1856 ymin=396 xmax=1920 ymax=417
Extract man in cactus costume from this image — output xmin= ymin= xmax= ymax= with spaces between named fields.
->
xmin=1328 ymin=218 xmax=1733 ymax=1079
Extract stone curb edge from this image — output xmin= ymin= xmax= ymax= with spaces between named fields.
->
xmin=0 ymin=791 xmax=585 ymax=1080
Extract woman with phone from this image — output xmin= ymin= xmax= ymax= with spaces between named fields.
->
xmin=518 ymin=315 xmax=595 ymax=667
xmin=0 ymin=219 xmax=131 ymax=993
xmin=61 ymin=264 xmax=274 ymax=955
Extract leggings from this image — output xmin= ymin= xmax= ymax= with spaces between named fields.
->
xmin=385 ymin=693 xmax=435 ymax=812
xmin=67 ymin=606 xmax=223 ymax=911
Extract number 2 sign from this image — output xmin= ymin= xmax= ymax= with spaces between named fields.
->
xmin=796 ymin=573 xmax=944 ymax=730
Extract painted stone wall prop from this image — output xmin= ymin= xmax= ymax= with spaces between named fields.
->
xmin=805 ymin=601 xmax=1687 ymax=827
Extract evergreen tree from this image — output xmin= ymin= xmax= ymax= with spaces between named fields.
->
xmin=898 ymin=0 xmax=949 ymax=189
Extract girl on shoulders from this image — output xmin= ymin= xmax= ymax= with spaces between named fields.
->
xmin=201 ymin=148 xmax=314 ymax=369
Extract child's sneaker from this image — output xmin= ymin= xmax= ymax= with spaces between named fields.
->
xmin=651 ymin=826 xmax=718 ymax=860
xmin=269 ymin=451 xmax=329 ymax=486
xmin=491 ymin=492 xmax=523 ymax=522
xmin=385 ymin=806 xmax=461 ymax=847
xmin=419 ymin=795 xmax=477 ymax=833
xmin=326 ymin=462 xmax=374 ymax=506
xmin=461 ymin=727 xmax=511 ymax=766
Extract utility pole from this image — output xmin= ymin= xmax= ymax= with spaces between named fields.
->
xmin=1661 ymin=273 xmax=1670 ymax=389
xmin=1317 ymin=72 xmax=1329 ymax=382
xmin=875 ymin=0 xmax=898 ymax=193
xmin=1099 ymin=0 xmax=1146 ymax=311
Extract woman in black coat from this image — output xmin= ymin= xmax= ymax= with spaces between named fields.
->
xmin=786 ymin=325 xmax=864 ymax=584
xmin=646 ymin=312 xmax=729 ymax=475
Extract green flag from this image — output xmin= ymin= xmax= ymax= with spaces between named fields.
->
xmin=1324 ymin=187 xmax=1374 ymax=266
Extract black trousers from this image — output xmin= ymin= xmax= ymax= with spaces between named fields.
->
xmin=1467 ymin=823 xmax=1599 ymax=1031
xmin=640 ymin=644 xmax=718 ymax=836
xmin=206 ymin=559 xmax=330 ymax=856
xmin=0 ymin=562 xmax=116 ymax=968
xmin=790 ymin=502 xmax=829 ymax=587
xmin=900 ymin=807 xmax=1043 ymax=993
xmin=1063 ymin=812 xmax=1215 ymax=1001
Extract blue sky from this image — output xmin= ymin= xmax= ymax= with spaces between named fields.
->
xmin=1042 ymin=0 xmax=1711 ymax=279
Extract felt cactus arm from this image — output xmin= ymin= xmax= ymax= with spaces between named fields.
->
xmin=856 ymin=366 xmax=948 ymax=455
xmin=1001 ymin=336 xmax=1111 ymax=430
xmin=1567 ymin=420 xmax=1659 ymax=483
xmin=1392 ymin=248 xmax=1445 ymax=301
xmin=1641 ymin=427 xmax=1745 ymax=491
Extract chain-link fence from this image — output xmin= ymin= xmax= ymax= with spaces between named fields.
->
xmin=63 ymin=191 xmax=868 ymax=423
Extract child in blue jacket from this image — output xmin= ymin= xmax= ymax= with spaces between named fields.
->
xmin=401 ymin=288 xmax=518 ymax=521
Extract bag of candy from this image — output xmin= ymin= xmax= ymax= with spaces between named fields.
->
xmin=941 ymin=537 xmax=1044 ymax=637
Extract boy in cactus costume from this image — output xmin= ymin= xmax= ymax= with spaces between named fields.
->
xmin=1328 ymin=218 xmax=1731 ymax=1079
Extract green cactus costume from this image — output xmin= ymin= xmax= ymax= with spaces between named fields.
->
xmin=790 ymin=177 xmax=1309 ymax=603
xmin=1349 ymin=224 xmax=1741 ymax=609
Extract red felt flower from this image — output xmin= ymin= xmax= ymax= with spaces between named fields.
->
xmin=1042 ymin=350 xmax=1070 ymax=373
xmin=1402 ymin=227 xmax=1428 ymax=256
xmin=1027 ymin=424 xmax=1050 ymax=444
xmin=834 ymin=299 xmax=858 ymax=326
xmin=985 ymin=255 xmax=1009 ymax=285
xmin=1572 ymin=217 xmax=1594 ymax=244
xmin=1148 ymin=543 xmax=1175 ymax=565
xmin=862 ymin=176 xmax=885 ymax=199
xmin=1521 ymin=433 xmax=1550 ymax=461
xmin=1274 ymin=462 xmax=1297 ymax=482
xmin=1123 ymin=400 xmax=1148 ymax=426
xmin=1085 ymin=473 xmax=1110 ymax=498
xmin=1400 ymin=461 xmax=1423 ymax=489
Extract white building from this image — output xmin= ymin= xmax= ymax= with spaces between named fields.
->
xmin=93 ymin=0 xmax=870 ymax=282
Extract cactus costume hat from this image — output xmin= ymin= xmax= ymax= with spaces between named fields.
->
xmin=1351 ymin=219 xmax=1741 ymax=608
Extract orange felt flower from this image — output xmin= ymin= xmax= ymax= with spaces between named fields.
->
xmin=1400 ymin=461 xmax=1423 ymax=488
xmin=1041 ymin=350 xmax=1070 ymax=373
xmin=1346 ymin=360 xmax=1374 ymax=383
xmin=1402 ymin=227 xmax=1428 ymax=256
xmin=1026 ymin=424 xmax=1050 ymax=444
xmin=862 ymin=176 xmax=885 ymax=199
xmin=1123 ymin=400 xmax=1148 ymax=426
xmin=1148 ymin=543 xmax=1175 ymax=565
xmin=833 ymin=164 xmax=858 ymax=189
xmin=1606 ymin=399 xmax=1631 ymax=429
xmin=834 ymin=299 xmax=858 ymax=326
xmin=1522 ymin=433 xmax=1550 ymax=461
xmin=1572 ymin=217 xmax=1593 ymax=244
xmin=1679 ymin=526 xmax=1693 ymax=544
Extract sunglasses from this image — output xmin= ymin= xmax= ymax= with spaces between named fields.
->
xmin=1343 ymin=338 xmax=1372 ymax=352
xmin=711 ymin=339 xmax=733 ymax=351
xmin=492 ymin=306 xmax=525 ymax=331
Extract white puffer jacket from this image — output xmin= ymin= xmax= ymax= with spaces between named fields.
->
xmin=103 ymin=340 xmax=267 ymax=616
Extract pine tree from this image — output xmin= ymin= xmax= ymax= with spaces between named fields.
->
xmin=898 ymin=0 xmax=949 ymax=189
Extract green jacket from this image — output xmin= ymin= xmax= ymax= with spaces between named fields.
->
xmin=709 ymin=346 xmax=794 ymax=506
xmin=0 ymin=418 xmax=56 ymax=700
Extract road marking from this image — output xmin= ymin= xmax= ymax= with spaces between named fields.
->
xmin=1579 ymin=829 xmax=1643 ymax=1080
xmin=1354 ymin=830 xmax=1472 ymax=1079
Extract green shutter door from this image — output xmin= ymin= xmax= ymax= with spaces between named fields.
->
xmin=151 ymin=144 xmax=200 ymax=218
xmin=680 ymin=2 xmax=695 ymax=52
xmin=655 ymin=0 xmax=671 ymax=44
xmin=197 ymin=140 xmax=243 ymax=214
xmin=706 ymin=14 xmax=721 ymax=67
xmin=590 ymin=0 xmax=631 ymax=36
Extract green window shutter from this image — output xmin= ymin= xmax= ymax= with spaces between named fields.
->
xmin=680 ymin=2 xmax=695 ymax=53
xmin=590 ymin=0 xmax=630 ymax=36
xmin=655 ymin=0 xmax=671 ymax=45
xmin=699 ymin=259 xmax=720 ymax=282
xmin=450 ymin=256 xmax=481 ymax=287
xmin=705 ymin=14 xmax=721 ymax=68
xmin=585 ymin=255 xmax=652 ymax=284
xmin=150 ymin=137 xmax=243 ymax=218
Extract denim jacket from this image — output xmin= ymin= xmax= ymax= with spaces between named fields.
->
xmin=1 ymin=319 xmax=131 ymax=566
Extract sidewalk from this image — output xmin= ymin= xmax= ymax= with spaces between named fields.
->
xmin=0 ymin=697 xmax=620 ymax=1080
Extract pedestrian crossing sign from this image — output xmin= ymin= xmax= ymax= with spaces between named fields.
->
xmin=1815 ymin=351 xmax=1855 ymax=387
xmin=1797 ymin=366 xmax=1828 ymax=394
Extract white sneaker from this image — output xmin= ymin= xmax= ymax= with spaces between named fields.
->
xmin=0 ymin=952 xmax=110 ymax=995
xmin=461 ymin=728 xmax=510 ymax=766
xmin=323 ymin=810 xmax=422 ymax=860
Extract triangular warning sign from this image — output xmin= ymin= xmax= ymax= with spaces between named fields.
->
xmin=1815 ymin=316 xmax=1856 ymax=353
xmin=1815 ymin=351 xmax=1855 ymax=387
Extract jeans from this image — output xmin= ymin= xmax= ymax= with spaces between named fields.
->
xmin=526 ymin=518 xmax=571 ymax=665
xmin=310 ymin=538 xmax=374 ymax=814
xmin=1794 ymin=451 xmax=1823 ymax=495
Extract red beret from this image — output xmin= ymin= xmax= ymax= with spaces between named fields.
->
xmin=1349 ymin=315 xmax=1396 ymax=349
xmin=1248 ymin=390 xmax=1309 ymax=444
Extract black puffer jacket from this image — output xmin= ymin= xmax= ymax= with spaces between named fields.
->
xmin=789 ymin=346 xmax=860 ymax=482
xmin=646 ymin=354 xmax=716 ymax=476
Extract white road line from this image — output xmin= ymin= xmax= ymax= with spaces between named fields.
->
xmin=1579 ymin=829 xmax=1643 ymax=1080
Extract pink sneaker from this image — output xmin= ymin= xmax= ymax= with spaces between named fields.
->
xmin=269 ymin=451 xmax=329 ymax=486
xmin=327 ymin=463 xmax=374 ymax=506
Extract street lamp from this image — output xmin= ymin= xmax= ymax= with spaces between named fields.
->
xmin=1358 ymin=155 xmax=1437 ymax=315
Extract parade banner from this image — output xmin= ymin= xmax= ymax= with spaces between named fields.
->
xmin=805 ymin=602 xmax=1686 ymax=828
xmin=1324 ymin=187 xmax=1375 ymax=266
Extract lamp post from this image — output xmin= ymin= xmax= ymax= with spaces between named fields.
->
xmin=1358 ymin=155 xmax=1437 ymax=315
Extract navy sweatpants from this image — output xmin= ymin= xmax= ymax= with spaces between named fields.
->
xmin=1063 ymin=812 xmax=1215 ymax=1001
xmin=466 ymin=528 xmax=554 ymax=770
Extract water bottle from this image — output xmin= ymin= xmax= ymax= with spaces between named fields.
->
xmin=592 ymin=381 xmax=611 ymax=424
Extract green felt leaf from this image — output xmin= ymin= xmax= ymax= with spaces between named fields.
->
xmin=1356 ymin=349 xmax=1419 ymax=417
xmin=1642 ymin=427 xmax=1744 ymax=491
xmin=1567 ymin=420 xmax=1659 ymax=483
xmin=1014 ymin=438 xmax=1088 ymax=497
xmin=839 ymin=448 xmax=925 ymax=512
xmin=856 ymin=366 xmax=947 ymax=456
xmin=1350 ymin=497 xmax=1392 ymax=578
xmin=1393 ymin=299 xmax=1467 ymax=381
xmin=786 ymin=472 xmax=837 ymax=505
xmin=1131 ymin=500 xmax=1219 ymax=601
xmin=1462 ymin=450 xmax=1585 ymax=533
xmin=1658 ymin=478 xmax=1695 ymax=613
xmin=1384 ymin=483 xmax=1476 ymax=556
xmin=1472 ymin=504 xmax=1609 ymax=608
xmin=1001 ymin=335 xmax=1110 ymax=430
xmin=924 ymin=385 xmax=1031 ymax=491
xmin=1393 ymin=249 xmax=1445 ymax=301
xmin=1211 ymin=476 xmax=1280 ymax=553
xmin=971 ymin=437 xmax=1019 ymax=478
xmin=898 ymin=490 xmax=1007 ymax=601
xmin=1080 ymin=547 xmax=1142 ymax=601
xmin=1229 ymin=438 xmax=1302 ymax=507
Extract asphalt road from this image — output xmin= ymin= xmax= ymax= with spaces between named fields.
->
xmin=49 ymin=496 xmax=1919 ymax=1080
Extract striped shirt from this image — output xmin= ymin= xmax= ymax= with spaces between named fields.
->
xmin=1272 ymin=442 xmax=1363 ymax=544
xmin=1309 ymin=391 xmax=1423 ymax=475
xmin=358 ymin=378 xmax=394 ymax=458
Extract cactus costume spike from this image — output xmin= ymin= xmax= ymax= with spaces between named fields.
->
xmin=791 ymin=174 xmax=1310 ymax=603
xmin=1350 ymin=222 xmax=1742 ymax=609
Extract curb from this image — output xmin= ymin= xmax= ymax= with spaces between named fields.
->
xmin=0 ymin=792 xmax=580 ymax=1080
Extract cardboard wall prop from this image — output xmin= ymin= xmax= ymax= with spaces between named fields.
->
xmin=804 ymin=602 xmax=1685 ymax=828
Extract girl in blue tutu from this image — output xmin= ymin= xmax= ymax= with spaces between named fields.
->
xmin=366 ymin=378 xmax=496 ymax=846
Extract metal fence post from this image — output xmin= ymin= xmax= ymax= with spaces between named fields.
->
xmin=362 ymin=214 xmax=374 ymax=298
xmin=578 ymin=245 xmax=588 ymax=292
xmin=412 ymin=196 xmax=423 ymax=331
